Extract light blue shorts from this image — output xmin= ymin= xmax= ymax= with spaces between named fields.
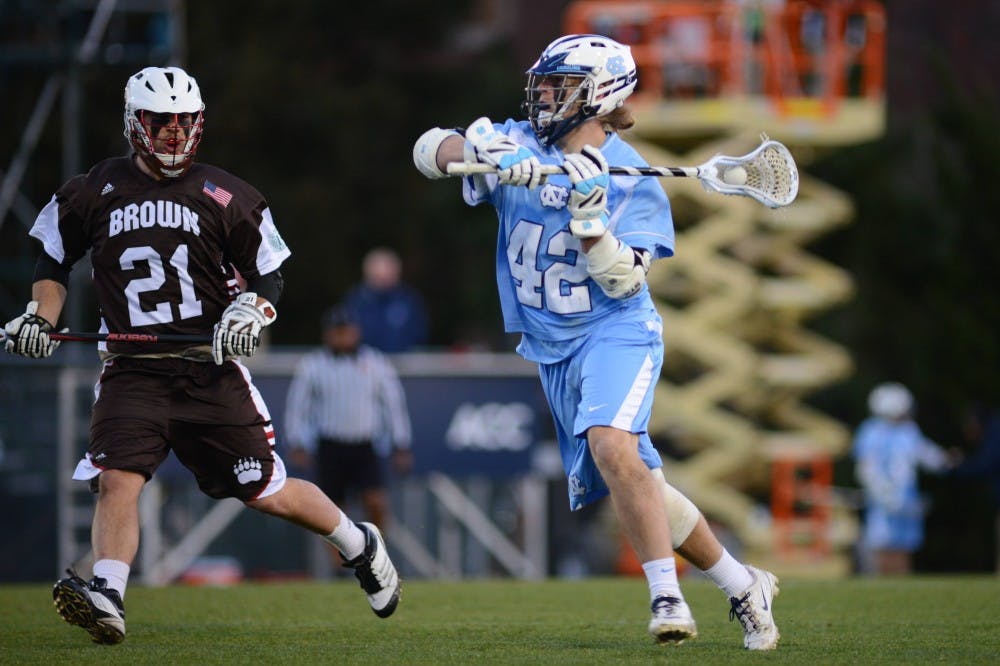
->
xmin=863 ymin=507 xmax=925 ymax=551
xmin=538 ymin=315 xmax=664 ymax=510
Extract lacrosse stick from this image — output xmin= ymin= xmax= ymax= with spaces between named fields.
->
xmin=447 ymin=136 xmax=799 ymax=208
xmin=0 ymin=330 xmax=212 ymax=345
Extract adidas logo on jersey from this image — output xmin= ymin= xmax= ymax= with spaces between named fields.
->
xmin=101 ymin=182 xmax=114 ymax=196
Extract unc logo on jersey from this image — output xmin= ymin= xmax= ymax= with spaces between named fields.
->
xmin=540 ymin=183 xmax=569 ymax=209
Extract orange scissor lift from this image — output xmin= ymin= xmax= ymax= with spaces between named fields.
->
xmin=565 ymin=1 xmax=885 ymax=573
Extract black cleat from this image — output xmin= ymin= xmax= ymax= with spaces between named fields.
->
xmin=340 ymin=523 xmax=401 ymax=618
xmin=53 ymin=570 xmax=126 ymax=644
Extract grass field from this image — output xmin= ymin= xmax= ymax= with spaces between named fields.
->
xmin=2 ymin=576 xmax=998 ymax=664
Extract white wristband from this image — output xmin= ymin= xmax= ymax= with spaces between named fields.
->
xmin=569 ymin=214 xmax=608 ymax=238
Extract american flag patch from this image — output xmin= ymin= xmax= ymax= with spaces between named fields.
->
xmin=202 ymin=180 xmax=233 ymax=208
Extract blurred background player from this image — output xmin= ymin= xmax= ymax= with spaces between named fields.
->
xmin=344 ymin=247 xmax=429 ymax=353
xmin=285 ymin=305 xmax=413 ymax=569
xmin=853 ymin=382 xmax=952 ymax=575
xmin=413 ymin=33 xmax=778 ymax=649
xmin=2 ymin=66 xmax=400 ymax=644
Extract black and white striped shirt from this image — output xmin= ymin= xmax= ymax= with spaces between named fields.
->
xmin=284 ymin=346 xmax=411 ymax=455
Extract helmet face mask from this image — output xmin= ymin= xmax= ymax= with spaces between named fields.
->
xmin=523 ymin=34 xmax=637 ymax=147
xmin=524 ymin=73 xmax=587 ymax=136
xmin=123 ymin=67 xmax=205 ymax=178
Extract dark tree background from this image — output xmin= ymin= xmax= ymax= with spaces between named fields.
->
xmin=2 ymin=0 xmax=999 ymax=570
xmin=184 ymin=2 xmax=526 ymax=350
xmin=811 ymin=0 xmax=1000 ymax=571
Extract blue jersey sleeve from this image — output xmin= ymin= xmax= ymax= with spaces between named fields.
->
xmin=601 ymin=135 xmax=674 ymax=259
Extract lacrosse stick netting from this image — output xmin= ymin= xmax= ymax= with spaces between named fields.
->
xmin=696 ymin=138 xmax=799 ymax=208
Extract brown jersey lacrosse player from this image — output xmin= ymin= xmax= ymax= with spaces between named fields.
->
xmin=3 ymin=66 xmax=401 ymax=645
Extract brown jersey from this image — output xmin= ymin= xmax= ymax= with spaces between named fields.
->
xmin=29 ymin=156 xmax=290 ymax=357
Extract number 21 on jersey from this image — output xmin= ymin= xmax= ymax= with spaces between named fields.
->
xmin=121 ymin=244 xmax=203 ymax=326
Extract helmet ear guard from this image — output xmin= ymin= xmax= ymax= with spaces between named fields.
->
xmin=123 ymin=66 xmax=205 ymax=178
xmin=524 ymin=34 xmax=637 ymax=147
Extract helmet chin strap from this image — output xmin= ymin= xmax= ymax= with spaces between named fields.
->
xmin=135 ymin=148 xmax=192 ymax=179
xmin=153 ymin=161 xmax=189 ymax=178
xmin=540 ymin=106 xmax=596 ymax=148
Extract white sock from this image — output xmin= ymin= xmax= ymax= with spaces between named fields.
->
xmin=321 ymin=509 xmax=367 ymax=560
xmin=93 ymin=559 xmax=130 ymax=599
xmin=703 ymin=549 xmax=753 ymax=597
xmin=642 ymin=557 xmax=683 ymax=600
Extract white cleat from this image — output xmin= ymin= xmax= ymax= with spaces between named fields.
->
xmin=341 ymin=522 xmax=401 ymax=618
xmin=648 ymin=595 xmax=698 ymax=645
xmin=729 ymin=565 xmax=780 ymax=650
xmin=52 ymin=571 xmax=126 ymax=644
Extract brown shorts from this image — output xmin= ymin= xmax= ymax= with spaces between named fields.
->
xmin=88 ymin=357 xmax=277 ymax=501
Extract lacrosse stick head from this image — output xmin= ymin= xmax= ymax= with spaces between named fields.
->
xmin=701 ymin=140 xmax=799 ymax=208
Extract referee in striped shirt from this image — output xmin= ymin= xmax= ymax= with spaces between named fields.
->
xmin=285 ymin=305 xmax=413 ymax=536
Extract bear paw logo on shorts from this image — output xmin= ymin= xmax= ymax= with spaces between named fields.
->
xmin=233 ymin=457 xmax=263 ymax=484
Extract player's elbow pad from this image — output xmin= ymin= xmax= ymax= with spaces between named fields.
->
xmin=413 ymin=127 xmax=460 ymax=179
xmin=246 ymin=269 xmax=284 ymax=305
xmin=584 ymin=233 xmax=651 ymax=299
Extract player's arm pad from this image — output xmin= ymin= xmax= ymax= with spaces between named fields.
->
xmin=413 ymin=127 xmax=461 ymax=179
xmin=246 ymin=269 xmax=284 ymax=305
xmin=33 ymin=253 xmax=71 ymax=287
xmin=584 ymin=233 xmax=651 ymax=300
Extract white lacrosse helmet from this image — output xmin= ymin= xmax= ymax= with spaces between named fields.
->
xmin=868 ymin=382 xmax=914 ymax=420
xmin=123 ymin=66 xmax=205 ymax=178
xmin=523 ymin=34 xmax=637 ymax=147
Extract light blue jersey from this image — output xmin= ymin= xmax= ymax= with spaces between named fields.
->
xmin=463 ymin=119 xmax=674 ymax=364
xmin=461 ymin=120 xmax=674 ymax=509
xmin=853 ymin=417 xmax=949 ymax=550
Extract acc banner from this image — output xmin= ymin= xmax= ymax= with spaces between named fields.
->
xmin=403 ymin=376 xmax=549 ymax=478
xmin=254 ymin=365 xmax=550 ymax=480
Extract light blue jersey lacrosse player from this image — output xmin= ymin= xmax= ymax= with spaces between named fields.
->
xmin=413 ymin=33 xmax=781 ymax=650
xmin=463 ymin=118 xmax=674 ymax=511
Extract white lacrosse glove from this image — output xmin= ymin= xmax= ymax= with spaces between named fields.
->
xmin=584 ymin=235 xmax=652 ymax=300
xmin=211 ymin=292 xmax=277 ymax=365
xmin=464 ymin=117 xmax=546 ymax=189
xmin=565 ymin=145 xmax=610 ymax=238
xmin=4 ymin=301 xmax=62 ymax=358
